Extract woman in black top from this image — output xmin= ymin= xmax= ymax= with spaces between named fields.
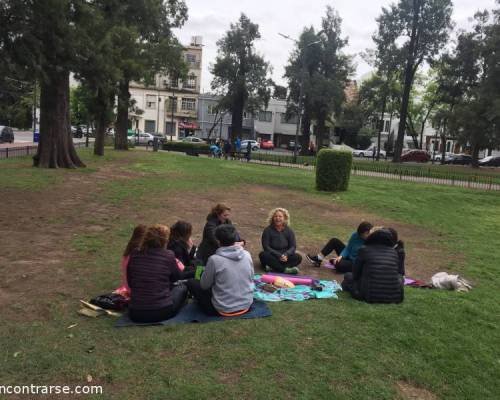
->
xmin=342 ymin=228 xmax=404 ymax=304
xmin=196 ymin=203 xmax=243 ymax=265
xmin=168 ymin=220 xmax=196 ymax=267
xmin=259 ymin=207 xmax=302 ymax=274
xmin=128 ymin=224 xmax=187 ymax=323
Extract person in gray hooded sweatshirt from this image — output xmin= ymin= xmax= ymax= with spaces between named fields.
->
xmin=187 ymin=224 xmax=254 ymax=316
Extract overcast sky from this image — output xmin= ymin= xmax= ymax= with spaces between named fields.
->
xmin=173 ymin=0 xmax=497 ymax=92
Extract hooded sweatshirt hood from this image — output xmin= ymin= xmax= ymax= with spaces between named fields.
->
xmin=216 ymin=245 xmax=245 ymax=261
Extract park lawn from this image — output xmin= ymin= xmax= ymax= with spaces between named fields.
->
xmin=1 ymin=149 xmax=499 ymax=400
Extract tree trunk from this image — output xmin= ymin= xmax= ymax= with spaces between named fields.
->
xmin=93 ymin=87 xmax=107 ymax=156
xmin=34 ymin=71 xmax=85 ymax=168
xmin=315 ymin=112 xmax=327 ymax=150
xmin=377 ymin=94 xmax=387 ymax=161
xmin=299 ymin=111 xmax=311 ymax=155
xmin=471 ymin=141 xmax=480 ymax=168
xmin=115 ymin=79 xmax=130 ymax=150
xmin=230 ymin=94 xmax=245 ymax=142
xmin=393 ymin=0 xmax=421 ymax=163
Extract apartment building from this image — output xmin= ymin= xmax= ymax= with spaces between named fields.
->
xmin=129 ymin=36 xmax=202 ymax=139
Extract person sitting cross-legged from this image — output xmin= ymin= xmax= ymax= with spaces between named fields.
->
xmin=341 ymin=227 xmax=404 ymax=303
xmin=306 ymin=221 xmax=373 ymax=273
xmin=186 ymin=224 xmax=254 ymax=316
xmin=259 ymin=207 xmax=302 ymax=275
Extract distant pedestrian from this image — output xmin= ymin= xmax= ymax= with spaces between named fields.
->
xmin=223 ymin=141 xmax=232 ymax=160
xmin=245 ymin=141 xmax=252 ymax=162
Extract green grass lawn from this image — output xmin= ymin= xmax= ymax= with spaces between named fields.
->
xmin=1 ymin=149 xmax=499 ymax=399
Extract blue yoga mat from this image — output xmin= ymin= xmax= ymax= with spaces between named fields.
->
xmin=115 ymin=300 xmax=272 ymax=328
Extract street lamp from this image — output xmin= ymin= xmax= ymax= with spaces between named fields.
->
xmin=279 ymin=33 xmax=320 ymax=162
xmin=169 ymin=93 xmax=176 ymax=142
xmin=156 ymin=95 xmax=162 ymax=136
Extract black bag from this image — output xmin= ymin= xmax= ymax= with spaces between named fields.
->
xmin=89 ymin=293 xmax=129 ymax=311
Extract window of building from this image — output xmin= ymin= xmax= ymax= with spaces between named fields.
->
xmin=166 ymin=97 xmax=177 ymax=112
xmin=169 ymin=76 xmax=178 ymax=88
xmin=146 ymin=95 xmax=156 ymax=109
xmin=165 ymin=121 xmax=176 ymax=135
xmin=183 ymin=75 xmax=197 ymax=89
xmin=384 ymin=120 xmax=390 ymax=132
xmin=181 ymin=98 xmax=196 ymax=111
xmin=207 ymin=104 xmax=218 ymax=115
xmin=185 ymin=53 xmax=197 ymax=64
xmin=258 ymin=110 xmax=272 ymax=122
xmin=280 ymin=113 xmax=298 ymax=124
xmin=144 ymin=120 xmax=156 ymax=133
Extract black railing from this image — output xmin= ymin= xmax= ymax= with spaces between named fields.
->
xmin=0 ymin=142 xmax=88 ymax=160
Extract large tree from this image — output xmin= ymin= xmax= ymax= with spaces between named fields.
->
xmin=111 ymin=0 xmax=188 ymax=150
xmin=0 ymin=0 xmax=90 ymax=168
xmin=374 ymin=0 xmax=453 ymax=162
xmin=284 ymin=26 xmax=322 ymax=153
xmin=444 ymin=10 xmax=500 ymax=167
xmin=211 ymin=13 xmax=272 ymax=142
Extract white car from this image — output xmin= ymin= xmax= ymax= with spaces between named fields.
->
xmin=137 ymin=132 xmax=156 ymax=145
xmin=241 ymin=140 xmax=260 ymax=151
xmin=352 ymin=146 xmax=386 ymax=158
xmin=432 ymin=152 xmax=454 ymax=162
xmin=182 ymin=136 xmax=205 ymax=143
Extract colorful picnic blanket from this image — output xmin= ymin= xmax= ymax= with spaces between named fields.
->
xmin=253 ymin=274 xmax=342 ymax=302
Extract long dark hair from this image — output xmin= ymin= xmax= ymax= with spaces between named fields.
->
xmin=388 ymin=227 xmax=404 ymax=249
xmin=123 ymin=224 xmax=147 ymax=256
xmin=169 ymin=220 xmax=192 ymax=244
xmin=209 ymin=203 xmax=231 ymax=219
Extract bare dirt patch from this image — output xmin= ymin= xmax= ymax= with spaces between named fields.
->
xmin=397 ymin=381 xmax=439 ymax=400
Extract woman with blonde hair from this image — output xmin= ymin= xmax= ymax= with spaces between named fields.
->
xmin=197 ymin=203 xmax=243 ymax=265
xmin=259 ymin=207 xmax=302 ymax=274
xmin=127 ymin=224 xmax=187 ymax=323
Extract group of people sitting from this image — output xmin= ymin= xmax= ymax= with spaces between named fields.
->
xmin=117 ymin=203 xmax=405 ymax=323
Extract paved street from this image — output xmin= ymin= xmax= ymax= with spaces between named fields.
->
xmin=0 ymin=130 xmax=92 ymax=149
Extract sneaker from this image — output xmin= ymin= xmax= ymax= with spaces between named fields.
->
xmin=306 ymin=254 xmax=321 ymax=267
xmin=284 ymin=267 xmax=300 ymax=275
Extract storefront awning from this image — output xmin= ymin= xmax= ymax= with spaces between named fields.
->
xmin=179 ymin=122 xmax=199 ymax=130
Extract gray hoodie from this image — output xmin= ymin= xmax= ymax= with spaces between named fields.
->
xmin=201 ymin=245 xmax=254 ymax=313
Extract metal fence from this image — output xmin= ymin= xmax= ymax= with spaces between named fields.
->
xmin=0 ymin=142 xmax=88 ymax=160
xmin=249 ymin=152 xmax=500 ymax=191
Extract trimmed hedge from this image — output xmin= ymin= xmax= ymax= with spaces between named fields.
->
xmin=162 ymin=141 xmax=210 ymax=155
xmin=316 ymin=149 xmax=352 ymax=191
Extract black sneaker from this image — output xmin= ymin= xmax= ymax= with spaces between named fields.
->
xmin=306 ymin=254 xmax=321 ymax=267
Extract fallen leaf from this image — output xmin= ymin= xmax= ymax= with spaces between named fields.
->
xmin=86 ymin=375 xmax=92 ymax=383
xmin=67 ymin=323 xmax=78 ymax=329
xmin=13 ymin=352 xmax=21 ymax=358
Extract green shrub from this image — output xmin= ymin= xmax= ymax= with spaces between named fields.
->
xmin=316 ymin=149 xmax=352 ymax=191
xmin=162 ymin=141 xmax=210 ymax=155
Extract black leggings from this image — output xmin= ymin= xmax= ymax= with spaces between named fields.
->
xmin=320 ymin=238 xmax=353 ymax=273
xmin=128 ymin=284 xmax=188 ymax=323
xmin=186 ymin=279 xmax=219 ymax=316
xmin=258 ymin=251 xmax=302 ymax=273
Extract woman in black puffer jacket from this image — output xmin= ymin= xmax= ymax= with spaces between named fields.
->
xmin=342 ymin=228 xmax=404 ymax=304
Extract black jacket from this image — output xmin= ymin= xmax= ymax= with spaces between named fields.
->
xmin=261 ymin=225 xmax=297 ymax=257
xmin=167 ymin=239 xmax=194 ymax=267
xmin=196 ymin=214 xmax=240 ymax=264
xmin=353 ymin=229 xmax=404 ymax=304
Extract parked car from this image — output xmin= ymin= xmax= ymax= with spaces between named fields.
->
xmin=260 ymin=140 xmax=274 ymax=150
xmin=352 ymin=146 xmax=386 ymax=158
xmin=136 ymin=132 xmax=156 ymax=146
xmin=287 ymin=141 xmax=302 ymax=152
xmin=400 ymin=149 xmax=430 ymax=163
xmin=447 ymin=154 xmax=473 ymax=165
xmin=432 ymin=152 xmax=454 ymax=163
xmin=182 ymin=136 xmax=205 ymax=143
xmin=479 ymin=155 xmax=500 ymax=167
xmin=0 ymin=126 xmax=14 ymax=143
xmin=241 ymin=140 xmax=260 ymax=151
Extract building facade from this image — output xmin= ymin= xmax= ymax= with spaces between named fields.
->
xmin=129 ymin=36 xmax=203 ymax=140
xmin=197 ymin=96 xmax=300 ymax=147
